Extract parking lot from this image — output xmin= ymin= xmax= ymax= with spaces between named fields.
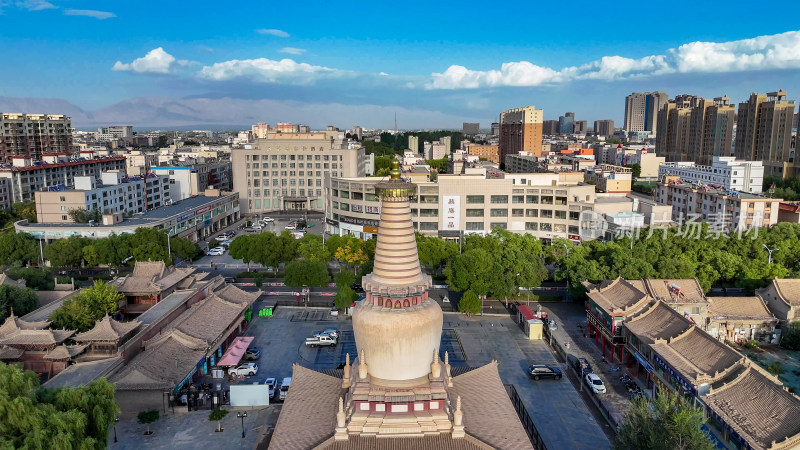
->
xmin=237 ymin=305 xmax=610 ymax=450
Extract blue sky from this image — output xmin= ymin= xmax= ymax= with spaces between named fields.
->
xmin=1 ymin=0 xmax=800 ymax=128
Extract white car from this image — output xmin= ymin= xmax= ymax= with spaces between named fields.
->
xmin=584 ymin=373 xmax=606 ymax=394
xmin=206 ymin=247 xmax=225 ymax=256
xmin=229 ymin=362 xmax=258 ymax=376
xmin=285 ymin=224 xmax=298 ymax=230
xmin=320 ymin=328 xmax=339 ymax=339
xmin=263 ymin=377 xmax=277 ymax=398
xmin=261 ymin=217 xmax=274 ymax=223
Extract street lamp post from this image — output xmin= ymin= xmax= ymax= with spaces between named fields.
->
xmin=763 ymin=244 xmax=778 ymax=265
xmin=237 ymin=411 xmax=247 ymax=438
xmin=562 ymin=244 xmax=570 ymax=303
xmin=113 ymin=416 xmax=120 ymax=443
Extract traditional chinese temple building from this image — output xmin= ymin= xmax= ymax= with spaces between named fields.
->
xmin=269 ymin=162 xmax=533 ymax=449
xmin=0 ymin=311 xmax=79 ymax=380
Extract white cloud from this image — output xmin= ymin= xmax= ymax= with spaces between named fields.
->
xmin=198 ymin=58 xmax=348 ymax=85
xmin=279 ymin=47 xmax=306 ymax=55
xmin=64 ymin=9 xmax=115 ymax=19
xmin=255 ymin=29 xmax=289 ymax=37
xmin=429 ymin=29 xmax=800 ymax=89
xmin=18 ymin=0 xmax=56 ymax=10
xmin=672 ymin=30 xmax=800 ymax=73
xmin=112 ymin=48 xmax=176 ymax=74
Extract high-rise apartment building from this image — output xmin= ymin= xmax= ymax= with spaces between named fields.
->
xmin=593 ymin=120 xmax=615 ymax=136
xmin=499 ymin=106 xmax=543 ymax=164
xmin=734 ymin=91 xmax=796 ymax=177
xmin=558 ymin=113 xmax=574 ymax=134
xmin=699 ymin=97 xmax=736 ymax=165
xmin=656 ymin=95 xmax=735 ymax=165
xmin=624 ymin=92 xmax=668 ymax=132
xmin=573 ymin=120 xmax=587 ymax=134
xmin=0 ymin=113 xmax=72 ymax=163
xmin=542 ymin=120 xmax=559 ymax=135
xmin=231 ymin=129 xmax=365 ymax=213
xmin=462 ymin=122 xmax=480 ymax=135
xmin=490 ymin=122 xmax=500 ymax=136
xmin=408 ymin=135 xmax=419 ymax=154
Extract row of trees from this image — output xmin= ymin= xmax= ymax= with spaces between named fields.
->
xmin=49 ymin=281 xmax=122 ymax=332
xmin=550 ymin=222 xmax=800 ymax=297
xmin=0 ymin=363 xmax=119 ymax=449
xmin=0 ymin=228 xmax=200 ymax=268
xmin=43 ymin=228 xmax=200 ymax=268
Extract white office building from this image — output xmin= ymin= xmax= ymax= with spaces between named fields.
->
xmin=658 ymin=157 xmax=764 ymax=194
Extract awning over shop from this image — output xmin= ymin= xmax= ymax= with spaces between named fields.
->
xmin=217 ymin=336 xmax=254 ymax=366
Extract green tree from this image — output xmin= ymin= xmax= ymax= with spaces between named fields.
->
xmin=0 ymin=285 xmax=39 ymax=322
xmin=44 ymin=236 xmax=89 ymax=267
xmin=297 ymin=234 xmax=331 ymax=262
xmin=624 ymin=163 xmax=642 ymax=180
xmin=0 ymin=364 xmax=119 ymax=449
xmin=335 ymin=270 xmax=356 ymax=289
xmin=335 ymin=286 xmax=357 ymax=311
xmin=0 ymin=232 xmax=39 ymax=266
xmin=228 ymin=235 xmax=257 ymax=270
xmin=426 ymin=157 xmax=448 ymax=173
xmin=50 ymin=281 xmax=122 ymax=332
xmin=457 ymin=290 xmax=481 ymax=317
xmin=12 ymin=201 xmax=37 ymax=223
xmin=5 ymin=267 xmax=53 ymax=290
xmin=208 ymin=408 xmax=229 ymax=432
xmin=67 ymin=208 xmax=102 ymax=224
xmin=614 ymin=392 xmax=714 ymax=450
xmin=416 ymin=234 xmax=458 ymax=274
xmin=445 ymin=248 xmax=494 ymax=295
xmin=284 ymin=260 xmax=330 ymax=288
xmin=137 ymin=410 xmax=159 ymax=435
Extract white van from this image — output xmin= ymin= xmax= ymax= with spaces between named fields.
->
xmin=279 ymin=377 xmax=292 ymax=401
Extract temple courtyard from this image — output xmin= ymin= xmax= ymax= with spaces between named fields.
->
xmin=109 ymin=304 xmax=610 ymax=450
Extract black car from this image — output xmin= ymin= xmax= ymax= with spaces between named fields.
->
xmin=575 ymin=357 xmax=593 ymax=375
xmin=527 ymin=364 xmax=562 ymax=380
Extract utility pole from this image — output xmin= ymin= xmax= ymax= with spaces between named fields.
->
xmin=562 ymin=243 xmax=570 ymax=303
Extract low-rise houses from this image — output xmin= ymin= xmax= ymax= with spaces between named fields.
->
xmin=584 ymin=277 xmax=799 ymax=449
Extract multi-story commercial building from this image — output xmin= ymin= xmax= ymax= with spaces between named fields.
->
xmin=97 ymin=126 xmax=133 ymax=141
xmin=499 ymin=106 xmax=544 ymax=163
xmin=490 ymin=122 xmax=500 ymax=136
xmin=0 ymin=154 xmax=127 ymax=202
xmin=466 ymin=144 xmax=500 ymax=163
xmin=658 ymin=157 xmax=764 ymax=194
xmin=0 ymin=113 xmax=72 ymax=163
xmin=17 ymin=191 xmax=239 ymax=242
xmin=573 ymin=120 xmax=587 ymax=134
xmin=121 ymin=150 xmax=159 ymax=176
xmin=734 ymin=91 xmax=796 ymax=178
xmin=325 ymin=171 xmax=600 ymax=243
xmin=151 ymin=160 xmax=232 ymax=203
xmin=624 ymin=92 xmax=668 ymax=132
xmin=232 ymin=129 xmax=364 ymax=214
xmin=584 ymin=164 xmax=632 ymax=193
xmin=656 ymin=96 xmax=735 ymax=165
xmin=593 ymin=120 xmax=615 ymax=136
xmin=462 ymin=123 xmax=480 ymax=135
xmin=655 ymin=175 xmax=780 ymax=231
xmin=504 ymin=154 xmax=547 ymax=173
xmin=34 ymin=171 xmax=170 ymax=223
